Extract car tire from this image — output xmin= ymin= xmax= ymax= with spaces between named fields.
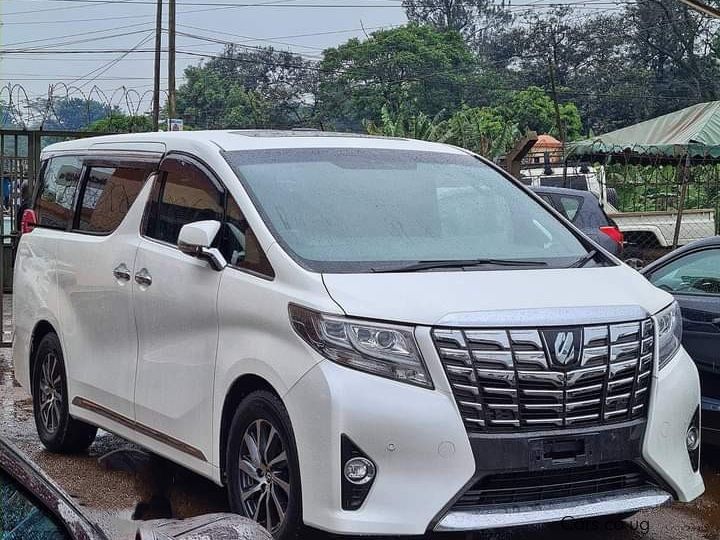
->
xmin=32 ymin=332 xmax=97 ymax=453
xmin=227 ymin=391 xmax=302 ymax=539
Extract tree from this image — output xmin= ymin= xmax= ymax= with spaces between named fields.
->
xmin=87 ymin=114 xmax=153 ymax=133
xmin=366 ymin=104 xmax=520 ymax=159
xmin=443 ymin=105 xmax=520 ymax=157
xmin=499 ymin=87 xmax=582 ymax=140
xmin=627 ymin=0 xmax=720 ymax=103
xmin=401 ymin=0 xmax=511 ymax=46
xmin=43 ymin=97 xmax=112 ymax=130
xmin=316 ymin=24 xmax=476 ymax=129
xmin=176 ymin=44 xmax=316 ymax=129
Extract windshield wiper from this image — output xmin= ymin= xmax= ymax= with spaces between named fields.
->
xmin=569 ymin=250 xmax=598 ymax=268
xmin=371 ymin=259 xmax=549 ymax=273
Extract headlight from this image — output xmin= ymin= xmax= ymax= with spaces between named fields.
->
xmin=289 ymin=304 xmax=432 ymax=388
xmin=656 ymin=301 xmax=683 ymax=370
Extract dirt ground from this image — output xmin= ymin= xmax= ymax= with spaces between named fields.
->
xmin=2 ymin=346 xmax=719 ymax=540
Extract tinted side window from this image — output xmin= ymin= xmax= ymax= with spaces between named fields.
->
xmin=77 ymin=166 xmax=151 ymax=234
xmin=0 ymin=469 xmax=69 ymax=539
xmin=35 ymin=156 xmax=82 ymax=229
xmin=146 ymin=159 xmax=223 ymax=245
xmin=558 ymin=195 xmax=583 ymax=222
xmin=649 ymin=249 xmax=720 ymax=296
xmin=219 ymin=196 xmax=274 ymax=277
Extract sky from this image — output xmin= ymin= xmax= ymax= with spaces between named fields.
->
xmin=0 ymin=0 xmax=623 ymax=118
xmin=0 ymin=0 xmax=409 ymax=114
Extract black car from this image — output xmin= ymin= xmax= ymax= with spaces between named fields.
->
xmin=1 ymin=435 xmax=272 ymax=539
xmin=641 ymin=236 xmax=720 ymax=444
xmin=0 ymin=436 xmax=107 ymax=540
xmin=531 ymin=186 xmax=624 ymax=257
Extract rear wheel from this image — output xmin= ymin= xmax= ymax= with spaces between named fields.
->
xmin=32 ymin=333 xmax=97 ymax=453
xmin=226 ymin=391 xmax=302 ymax=539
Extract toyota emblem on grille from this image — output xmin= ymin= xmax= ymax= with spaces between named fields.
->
xmin=543 ymin=328 xmax=582 ymax=367
xmin=554 ymin=332 xmax=576 ymax=365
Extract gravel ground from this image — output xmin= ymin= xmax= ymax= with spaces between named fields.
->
xmin=2 ymin=344 xmax=719 ymax=540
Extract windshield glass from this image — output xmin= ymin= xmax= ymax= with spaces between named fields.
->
xmin=224 ymin=148 xmax=593 ymax=273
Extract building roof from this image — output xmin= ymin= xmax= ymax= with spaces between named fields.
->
xmin=533 ymin=134 xmax=563 ymax=149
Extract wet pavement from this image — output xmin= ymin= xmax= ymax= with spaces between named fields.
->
xmin=2 ymin=345 xmax=719 ymax=539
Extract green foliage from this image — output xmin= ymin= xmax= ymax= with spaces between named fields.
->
xmin=401 ymin=0 xmax=512 ymax=38
xmin=43 ymin=98 xmax=112 ymax=130
xmin=316 ymin=24 xmax=476 ymax=129
xmin=365 ymin=106 xmax=446 ymax=141
xmin=87 ymin=114 xmax=153 ymax=133
xmin=500 ymin=87 xmax=582 ymax=140
xmin=366 ymin=104 xmax=520 ymax=159
xmin=176 ymin=44 xmax=316 ymax=129
xmin=443 ymin=106 xmax=521 ymax=157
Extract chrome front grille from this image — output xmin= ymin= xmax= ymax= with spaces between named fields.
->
xmin=433 ymin=319 xmax=654 ymax=432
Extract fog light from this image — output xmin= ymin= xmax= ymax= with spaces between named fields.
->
xmin=687 ymin=426 xmax=700 ymax=452
xmin=344 ymin=457 xmax=376 ymax=485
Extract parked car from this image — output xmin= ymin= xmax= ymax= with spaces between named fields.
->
xmin=521 ymin=165 xmax=716 ymax=254
xmin=531 ymin=186 xmax=624 ymax=256
xmin=1 ymin=434 xmax=271 ymax=540
xmin=15 ymin=131 xmax=703 ymax=538
xmin=0 ymin=435 xmax=107 ymax=540
xmin=641 ymin=236 xmax=720 ymax=446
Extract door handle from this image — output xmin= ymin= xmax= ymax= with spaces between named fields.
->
xmin=134 ymin=268 xmax=153 ymax=287
xmin=113 ymin=263 xmax=131 ymax=282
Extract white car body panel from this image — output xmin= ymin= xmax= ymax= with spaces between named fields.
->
xmin=13 ymin=131 xmax=705 ymax=536
xmin=322 ymin=265 xmax=668 ymax=326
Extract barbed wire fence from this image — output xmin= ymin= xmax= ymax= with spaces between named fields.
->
xmin=0 ymin=82 xmax=161 ymax=131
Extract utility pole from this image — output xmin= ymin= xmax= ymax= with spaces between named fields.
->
xmin=152 ymin=0 xmax=163 ymax=131
xmin=168 ymin=0 xmax=177 ymax=121
xmin=547 ymin=57 xmax=565 ymax=145
xmin=547 ymin=57 xmax=567 ymax=184
xmin=678 ymin=0 xmax=720 ymax=18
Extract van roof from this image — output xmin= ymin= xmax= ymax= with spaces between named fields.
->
xmin=40 ymin=129 xmax=467 ymax=156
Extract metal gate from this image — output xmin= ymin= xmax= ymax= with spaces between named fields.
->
xmin=0 ymin=129 xmax=97 ymax=347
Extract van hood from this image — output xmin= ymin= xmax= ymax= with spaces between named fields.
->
xmin=322 ymin=266 xmax=672 ymax=327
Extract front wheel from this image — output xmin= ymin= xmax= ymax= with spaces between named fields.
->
xmin=32 ymin=333 xmax=97 ymax=453
xmin=226 ymin=391 xmax=302 ymax=539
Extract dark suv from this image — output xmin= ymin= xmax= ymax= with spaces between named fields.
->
xmin=532 ymin=186 xmax=624 ymax=257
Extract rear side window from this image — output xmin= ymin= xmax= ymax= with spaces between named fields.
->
xmin=77 ymin=166 xmax=151 ymax=234
xmin=557 ymin=195 xmax=583 ymax=222
xmin=145 ymin=159 xmax=224 ymax=245
xmin=35 ymin=156 xmax=82 ymax=229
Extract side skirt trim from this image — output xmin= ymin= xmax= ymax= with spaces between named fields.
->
xmin=72 ymin=396 xmax=207 ymax=462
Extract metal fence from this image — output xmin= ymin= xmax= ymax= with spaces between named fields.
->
xmin=603 ymin=155 xmax=720 ymax=267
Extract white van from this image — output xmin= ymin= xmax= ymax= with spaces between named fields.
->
xmin=14 ymin=131 xmax=704 ymax=538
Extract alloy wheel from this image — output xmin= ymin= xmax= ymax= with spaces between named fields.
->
xmin=38 ymin=352 xmax=63 ymax=434
xmin=237 ymin=418 xmax=290 ymax=534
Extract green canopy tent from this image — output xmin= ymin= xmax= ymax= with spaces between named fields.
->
xmin=570 ymin=101 xmax=720 ymax=164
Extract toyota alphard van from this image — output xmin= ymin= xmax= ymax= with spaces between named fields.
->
xmin=14 ymin=131 xmax=704 ymax=538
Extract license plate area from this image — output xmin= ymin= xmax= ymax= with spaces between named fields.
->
xmin=529 ymin=436 xmax=597 ymax=471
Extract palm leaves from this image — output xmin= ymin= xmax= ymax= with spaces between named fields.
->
xmin=365 ymin=104 xmax=520 ymax=159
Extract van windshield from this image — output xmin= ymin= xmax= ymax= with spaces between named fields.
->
xmin=224 ymin=148 xmax=594 ymax=273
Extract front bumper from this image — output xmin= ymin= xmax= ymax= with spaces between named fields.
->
xmin=284 ymin=339 xmax=703 ymax=535
xmin=434 ymin=487 xmax=671 ymax=531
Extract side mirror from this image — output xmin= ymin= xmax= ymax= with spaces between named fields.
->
xmin=178 ymin=220 xmax=227 ymax=271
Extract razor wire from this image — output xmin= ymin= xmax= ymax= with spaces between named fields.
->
xmin=0 ymin=82 xmax=164 ymax=131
